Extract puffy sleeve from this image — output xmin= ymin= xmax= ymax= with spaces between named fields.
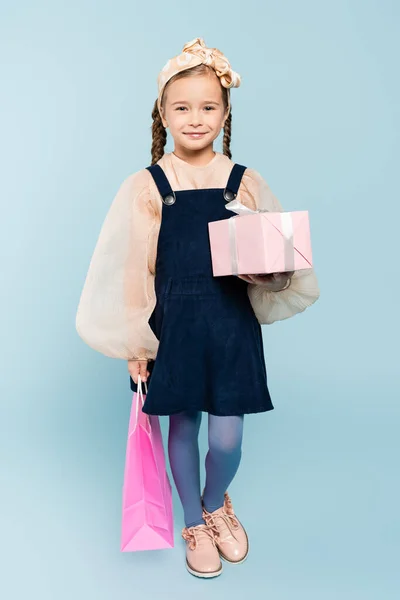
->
xmin=75 ymin=170 xmax=159 ymax=360
xmin=238 ymin=168 xmax=320 ymax=324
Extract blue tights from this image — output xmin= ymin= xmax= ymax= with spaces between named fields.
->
xmin=168 ymin=410 xmax=244 ymax=528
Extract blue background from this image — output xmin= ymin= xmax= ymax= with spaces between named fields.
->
xmin=1 ymin=1 xmax=399 ymax=598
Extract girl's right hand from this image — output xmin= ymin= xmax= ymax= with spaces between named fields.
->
xmin=238 ymin=271 xmax=293 ymax=291
xmin=128 ymin=359 xmax=149 ymax=384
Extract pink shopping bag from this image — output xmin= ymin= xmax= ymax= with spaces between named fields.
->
xmin=120 ymin=375 xmax=174 ymax=551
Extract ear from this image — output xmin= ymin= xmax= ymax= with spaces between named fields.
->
xmin=159 ymin=106 xmax=168 ymax=129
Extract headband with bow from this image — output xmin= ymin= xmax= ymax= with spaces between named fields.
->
xmin=157 ymin=37 xmax=241 ymax=116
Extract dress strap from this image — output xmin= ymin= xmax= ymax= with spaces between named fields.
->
xmin=146 ymin=165 xmax=176 ymax=206
xmin=223 ymin=164 xmax=247 ymax=201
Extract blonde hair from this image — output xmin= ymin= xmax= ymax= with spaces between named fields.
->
xmin=151 ymin=64 xmax=232 ymax=165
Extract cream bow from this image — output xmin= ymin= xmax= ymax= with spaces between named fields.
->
xmin=182 ymin=38 xmax=241 ymax=89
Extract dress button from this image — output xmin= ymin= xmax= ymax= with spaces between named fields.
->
xmin=224 ymin=188 xmax=237 ymax=201
xmin=163 ymin=193 xmax=176 ymax=205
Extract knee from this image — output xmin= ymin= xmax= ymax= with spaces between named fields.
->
xmin=209 ymin=434 xmax=242 ymax=457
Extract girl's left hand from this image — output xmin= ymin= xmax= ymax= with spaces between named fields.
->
xmin=238 ymin=271 xmax=294 ymax=291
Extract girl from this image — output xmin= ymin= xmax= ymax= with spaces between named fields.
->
xmin=76 ymin=37 xmax=320 ymax=579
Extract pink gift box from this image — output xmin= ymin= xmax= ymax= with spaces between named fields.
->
xmin=208 ymin=211 xmax=313 ymax=277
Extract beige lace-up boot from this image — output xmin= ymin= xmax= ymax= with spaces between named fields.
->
xmin=202 ymin=492 xmax=249 ymax=564
xmin=181 ymin=523 xmax=223 ymax=578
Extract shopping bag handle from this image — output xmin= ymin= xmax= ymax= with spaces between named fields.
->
xmin=135 ymin=375 xmax=149 ymax=428
xmin=137 ymin=374 xmax=148 ymax=400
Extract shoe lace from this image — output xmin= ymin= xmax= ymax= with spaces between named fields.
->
xmin=203 ymin=496 xmax=240 ymax=541
xmin=223 ymin=492 xmax=237 ymax=520
xmin=181 ymin=525 xmax=216 ymax=550
xmin=204 ymin=510 xmax=240 ymax=541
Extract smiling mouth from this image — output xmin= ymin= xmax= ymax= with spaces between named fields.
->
xmin=184 ymin=132 xmax=207 ymax=135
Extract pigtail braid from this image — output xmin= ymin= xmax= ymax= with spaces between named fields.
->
xmin=151 ymin=100 xmax=167 ymax=165
xmin=223 ymin=109 xmax=232 ymax=160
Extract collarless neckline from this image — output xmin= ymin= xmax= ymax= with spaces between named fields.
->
xmin=169 ymin=151 xmax=221 ymax=170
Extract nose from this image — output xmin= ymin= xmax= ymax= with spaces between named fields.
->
xmin=189 ymin=110 xmax=203 ymax=126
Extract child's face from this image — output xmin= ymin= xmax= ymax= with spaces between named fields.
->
xmin=160 ymin=73 xmax=229 ymax=154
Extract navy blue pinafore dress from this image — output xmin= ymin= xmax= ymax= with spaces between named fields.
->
xmin=130 ymin=162 xmax=274 ymax=417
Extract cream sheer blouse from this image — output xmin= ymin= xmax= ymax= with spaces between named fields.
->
xmin=76 ymin=151 xmax=320 ymax=360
